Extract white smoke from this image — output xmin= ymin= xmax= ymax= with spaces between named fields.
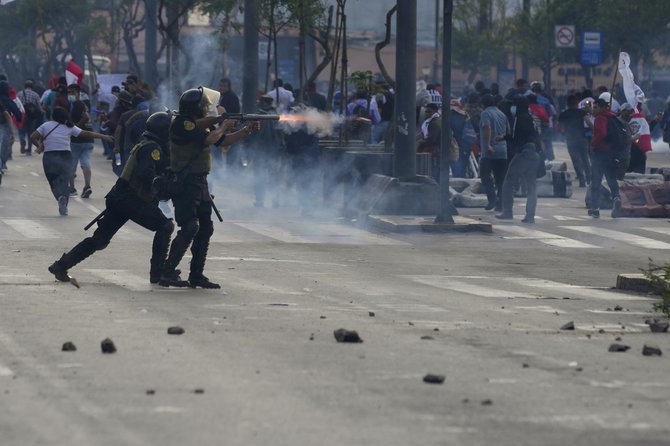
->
xmin=277 ymin=108 xmax=345 ymax=138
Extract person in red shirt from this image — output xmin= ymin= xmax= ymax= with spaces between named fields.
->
xmin=589 ymin=98 xmax=621 ymax=218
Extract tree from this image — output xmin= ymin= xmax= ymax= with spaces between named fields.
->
xmin=452 ymin=0 xmax=510 ymax=86
xmin=198 ymin=0 xmax=243 ymax=80
xmin=255 ymin=0 xmax=293 ymax=94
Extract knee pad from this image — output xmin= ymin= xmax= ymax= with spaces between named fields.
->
xmin=178 ymin=218 xmax=199 ymax=240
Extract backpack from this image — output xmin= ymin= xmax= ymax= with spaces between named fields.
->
xmin=605 ymin=115 xmax=630 ymax=159
xmin=25 ymin=102 xmax=41 ymax=122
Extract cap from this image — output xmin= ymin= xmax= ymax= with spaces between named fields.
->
xmin=117 ymin=90 xmax=133 ymax=105
xmin=530 ymin=81 xmax=544 ymax=91
xmin=598 ymin=92 xmax=611 ymax=102
xmin=111 ymin=85 xmax=121 ymax=94
xmin=619 ymin=102 xmax=634 ymax=112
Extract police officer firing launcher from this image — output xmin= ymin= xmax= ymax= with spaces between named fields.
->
xmin=48 ymin=111 xmax=178 ymax=285
xmin=158 ymin=87 xmax=260 ymax=289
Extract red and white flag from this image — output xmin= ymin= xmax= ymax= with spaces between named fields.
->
xmin=65 ymin=60 xmax=84 ymax=85
xmin=617 ymin=52 xmax=645 ymax=111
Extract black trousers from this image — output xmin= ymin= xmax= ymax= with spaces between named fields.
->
xmin=480 ymin=157 xmax=507 ymax=205
xmin=57 ymin=188 xmax=172 ymax=277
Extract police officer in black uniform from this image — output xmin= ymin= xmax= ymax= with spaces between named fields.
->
xmin=48 ymin=111 xmax=178 ymax=284
xmin=159 ymin=87 xmax=259 ymax=289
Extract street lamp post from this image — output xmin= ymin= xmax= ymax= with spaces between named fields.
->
xmin=435 ymin=0 xmax=457 ymax=223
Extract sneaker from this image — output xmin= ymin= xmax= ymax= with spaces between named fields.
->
xmin=494 ymin=214 xmax=513 ymax=220
xmin=151 ymin=269 xmax=180 ymax=284
xmin=611 ymin=197 xmax=621 ymax=218
xmin=81 ymin=186 xmax=92 ymax=199
xmin=69 ymin=187 xmax=78 ymax=196
xmin=58 ymin=195 xmax=68 ymax=216
xmin=158 ymin=270 xmax=189 ymax=287
xmin=484 ymin=201 xmax=497 ymax=211
xmin=188 ymin=274 xmax=221 ymax=289
xmin=521 ymin=217 xmax=535 ymax=224
xmin=48 ymin=261 xmax=70 ymax=282
xmin=588 ymin=209 xmax=600 ymax=219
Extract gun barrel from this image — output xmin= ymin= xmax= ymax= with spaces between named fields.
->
xmin=221 ymin=113 xmax=279 ymax=121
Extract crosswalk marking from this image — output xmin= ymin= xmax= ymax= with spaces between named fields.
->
xmin=503 ymin=278 xmax=654 ymax=301
xmin=562 ymin=226 xmax=670 ymax=249
xmin=495 ymin=225 xmax=600 ymax=248
xmin=0 ymin=218 xmax=60 ymax=239
xmin=641 ymin=227 xmax=670 ymax=237
xmin=554 ymin=215 xmax=589 ymax=221
xmin=83 ymin=269 xmax=152 ymax=291
xmin=404 ymin=276 xmax=538 ymax=298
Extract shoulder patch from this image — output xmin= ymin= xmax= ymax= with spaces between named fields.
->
xmin=184 ymin=120 xmax=195 ymax=131
xmin=151 ymin=149 xmax=161 ymax=161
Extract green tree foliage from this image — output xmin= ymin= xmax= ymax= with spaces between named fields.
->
xmin=452 ymin=0 xmax=510 ymax=85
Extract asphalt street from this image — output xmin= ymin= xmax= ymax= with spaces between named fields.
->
xmin=1 ymin=141 xmax=669 ymax=446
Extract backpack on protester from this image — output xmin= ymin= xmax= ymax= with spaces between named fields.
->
xmin=605 ymin=115 xmax=630 ymax=160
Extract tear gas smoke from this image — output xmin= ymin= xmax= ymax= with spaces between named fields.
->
xmin=278 ymin=109 xmax=344 ymax=137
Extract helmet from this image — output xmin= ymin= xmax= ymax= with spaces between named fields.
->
xmin=178 ymin=87 xmax=210 ymax=116
xmin=144 ymin=111 xmax=173 ymax=143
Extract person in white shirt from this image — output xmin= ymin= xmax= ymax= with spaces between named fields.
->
xmin=265 ymin=78 xmax=294 ymax=112
xmin=30 ymin=106 xmax=113 ymax=216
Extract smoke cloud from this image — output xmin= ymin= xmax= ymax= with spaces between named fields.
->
xmin=278 ymin=109 xmax=344 ymax=137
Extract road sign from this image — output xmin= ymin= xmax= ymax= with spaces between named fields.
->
xmin=555 ymin=25 xmax=575 ymax=48
xmin=581 ymin=31 xmax=602 ymax=65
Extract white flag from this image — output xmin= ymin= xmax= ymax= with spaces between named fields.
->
xmin=618 ymin=52 xmax=645 ymax=110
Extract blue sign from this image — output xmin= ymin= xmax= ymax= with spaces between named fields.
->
xmin=581 ymin=31 xmax=602 ymax=65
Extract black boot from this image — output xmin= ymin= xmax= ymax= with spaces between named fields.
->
xmin=149 ymin=221 xmax=174 ymax=283
xmin=158 ymin=269 xmax=189 ymax=287
xmin=48 ymin=239 xmax=96 ymax=282
xmin=188 ymin=222 xmax=217 ymax=288
xmin=48 ymin=255 xmax=71 ymax=282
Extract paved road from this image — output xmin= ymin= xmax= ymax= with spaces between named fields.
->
xmin=1 ymin=143 xmax=669 ymax=446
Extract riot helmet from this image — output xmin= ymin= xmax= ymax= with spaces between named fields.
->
xmin=178 ymin=86 xmax=211 ymax=117
xmin=143 ymin=111 xmax=173 ymax=144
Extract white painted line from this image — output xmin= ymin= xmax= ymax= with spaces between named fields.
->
xmin=404 ymin=275 xmax=537 ymax=298
xmin=206 ymin=256 xmax=347 ymax=267
xmin=0 ymin=365 xmax=13 ymax=376
xmin=72 ymin=198 xmax=102 ymax=215
xmin=376 ymin=303 xmax=447 ymax=312
xmin=554 ymin=215 xmax=588 ymax=221
xmin=562 ymin=226 xmax=670 ymax=249
xmin=30 ymin=171 xmax=39 ymax=177
xmin=233 ymin=222 xmax=313 ymax=243
xmin=307 ymin=223 xmax=409 ymax=245
xmin=83 ymin=269 xmax=151 ymax=291
xmin=504 ymin=277 xmax=654 ymax=301
xmin=495 ymin=225 xmax=600 ymax=248
xmin=0 ymin=218 xmax=60 ymax=239
xmin=640 ymin=227 xmax=670 ymax=237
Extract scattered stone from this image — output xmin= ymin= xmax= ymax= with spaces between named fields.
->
xmin=586 ymin=334 xmax=592 ymax=339
xmin=61 ymin=342 xmax=77 ymax=352
xmin=433 ymin=328 xmax=440 ymax=332
xmin=408 ymin=321 xmax=414 ymax=326
xmin=368 ymin=312 xmax=375 ymax=317
xmin=615 ymin=336 xmax=622 ymax=341
xmin=333 ymin=328 xmax=363 ymax=343
xmin=320 ymin=316 xmax=326 ymax=319
xmin=576 ymin=367 xmax=583 ymax=372
xmin=101 ymin=338 xmax=116 ymax=354
xmin=642 ymin=345 xmax=662 ymax=356
xmin=598 ymin=329 xmax=606 ymax=334
xmin=461 ymin=398 xmax=470 ymax=404
xmin=167 ymin=326 xmax=185 ymax=335
xmin=423 ymin=374 xmax=445 ymax=384
xmin=522 ymin=363 xmax=529 ymax=368
xmin=614 ymin=305 xmax=623 ymax=311
xmin=481 ymin=399 xmax=493 ymax=406
xmin=649 ymin=322 xmax=669 ymax=333
xmin=194 ymin=389 xmax=205 ymax=394
xmin=560 ymin=321 xmax=575 ymax=330
xmin=608 ymin=343 xmax=630 ymax=352
xmin=309 ymin=334 xmax=314 ymax=341
xmin=421 ymin=336 xmax=434 ymax=340
xmin=146 ymin=389 xmax=155 ymax=395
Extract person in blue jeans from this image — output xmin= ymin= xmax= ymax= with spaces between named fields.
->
xmin=588 ymin=98 xmax=621 ymax=219
xmin=479 ymin=94 xmax=509 ymax=211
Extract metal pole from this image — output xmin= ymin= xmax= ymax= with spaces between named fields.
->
xmin=433 ymin=0 xmax=439 ymax=83
xmin=242 ymin=0 xmax=259 ymax=114
xmin=436 ymin=0 xmax=456 ymax=223
xmin=144 ymin=0 xmax=157 ymax=90
xmin=393 ymin=0 xmax=417 ymax=180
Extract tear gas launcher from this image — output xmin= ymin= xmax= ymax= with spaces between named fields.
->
xmin=217 ymin=113 xmax=280 ymax=123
